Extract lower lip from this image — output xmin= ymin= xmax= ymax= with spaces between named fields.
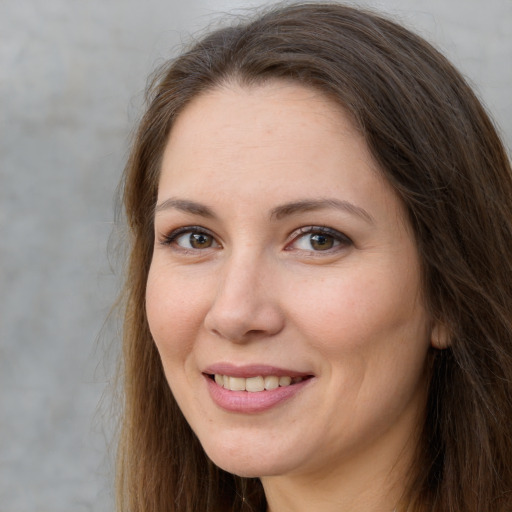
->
xmin=204 ymin=375 xmax=312 ymax=413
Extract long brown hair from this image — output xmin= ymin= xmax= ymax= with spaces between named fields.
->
xmin=117 ymin=3 xmax=512 ymax=511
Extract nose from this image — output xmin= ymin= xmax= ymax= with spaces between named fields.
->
xmin=203 ymin=253 xmax=285 ymax=343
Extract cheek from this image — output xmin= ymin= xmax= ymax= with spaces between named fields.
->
xmin=285 ymin=263 xmax=428 ymax=360
xmin=288 ymin=266 xmax=430 ymax=430
xmin=145 ymin=264 xmax=208 ymax=362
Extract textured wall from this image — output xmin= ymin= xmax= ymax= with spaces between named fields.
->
xmin=1 ymin=0 xmax=510 ymax=510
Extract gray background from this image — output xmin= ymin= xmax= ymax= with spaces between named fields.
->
xmin=1 ymin=0 xmax=511 ymax=510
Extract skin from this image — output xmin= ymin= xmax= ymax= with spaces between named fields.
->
xmin=146 ymin=81 xmax=434 ymax=512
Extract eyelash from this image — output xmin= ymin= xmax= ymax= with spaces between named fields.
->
xmin=286 ymin=226 xmax=352 ymax=253
xmin=160 ymin=226 xmax=219 ymax=251
xmin=159 ymin=225 xmax=352 ymax=253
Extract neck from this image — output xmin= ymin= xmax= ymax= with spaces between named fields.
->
xmin=262 ymin=460 xmax=404 ymax=512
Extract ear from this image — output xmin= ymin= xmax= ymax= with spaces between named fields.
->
xmin=431 ymin=322 xmax=450 ymax=349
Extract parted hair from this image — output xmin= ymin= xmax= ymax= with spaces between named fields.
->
xmin=117 ymin=3 xmax=512 ymax=511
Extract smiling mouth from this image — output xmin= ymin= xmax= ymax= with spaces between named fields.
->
xmin=208 ymin=374 xmax=312 ymax=392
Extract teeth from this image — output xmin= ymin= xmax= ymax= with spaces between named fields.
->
xmin=245 ymin=376 xmax=264 ymax=392
xmin=279 ymin=376 xmax=292 ymax=386
xmin=214 ymin=374 xmax=304 ymax=392
xmin=228 ymin=376 xmax=246 ymax=391
xmin=264 ymin=375 xmax=279 ymax=390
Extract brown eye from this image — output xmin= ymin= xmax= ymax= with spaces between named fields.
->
xmin=309 ymin=233 xmax=334 ymax=251
xmin=288 ymin=226 xmax=351 ymax=253
xmin=189 ymin=232 xmax=214 ymax=248
xmin=168 ymin=229 xmax=220 ymax=250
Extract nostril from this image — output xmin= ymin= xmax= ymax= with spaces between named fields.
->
xmin=204 ymin=295 xmax=286 ymax=343
xmin=209 ymin=327 xmax=273 ymax=343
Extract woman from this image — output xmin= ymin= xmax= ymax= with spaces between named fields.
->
xmin=117 ymin=3 xmax=512 ymax=511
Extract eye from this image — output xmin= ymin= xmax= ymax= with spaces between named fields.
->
xmin=176 ymin=232 xmax=217 ymax=249
xmin=288 ymin=226 xmax=351 ymax=252
xmin=161 ymin=227 xmax=220 ymax=250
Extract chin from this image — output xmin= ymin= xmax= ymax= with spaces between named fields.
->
xmin=210 ymin=456 xmax=287 ymax=479
xmin=200 ymin=436 xmax=299 ymax=478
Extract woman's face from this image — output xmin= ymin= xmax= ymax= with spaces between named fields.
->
xmin=146 ymin=82 xmax=432 ymax=481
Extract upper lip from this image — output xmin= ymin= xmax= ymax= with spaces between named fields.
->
xmin=203 ymin=363 xmax=313 ymax=379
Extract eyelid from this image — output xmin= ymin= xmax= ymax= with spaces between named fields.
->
xmin=159 ymin=225 xmax=220 ymax=248
xmin=286 ymin=225 xmax=352 ymax=251
xmin=158 ymin=224 xmax=351 ymax=253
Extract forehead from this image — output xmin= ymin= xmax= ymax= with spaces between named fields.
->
xmin=157 ymin=81 xmax=402 ymax=224
xmin=162 ymin=83 xmax=372 ymax=176
xmin=169 ymin=80 xmax=352 ymax=141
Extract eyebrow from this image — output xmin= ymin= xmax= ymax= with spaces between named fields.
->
xmin=155 ymin=197 xmax=374 ymax=224
xmin=270 ymin=198 xmax=375 ymax=224
xmin=155 ymin=198 xmax=216 ymax=218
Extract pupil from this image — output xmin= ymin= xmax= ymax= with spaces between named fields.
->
xmin=310 ymin=233 xmax=333 ymax=250
xmin=190 ymin=233 xmax=211 ymax=248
